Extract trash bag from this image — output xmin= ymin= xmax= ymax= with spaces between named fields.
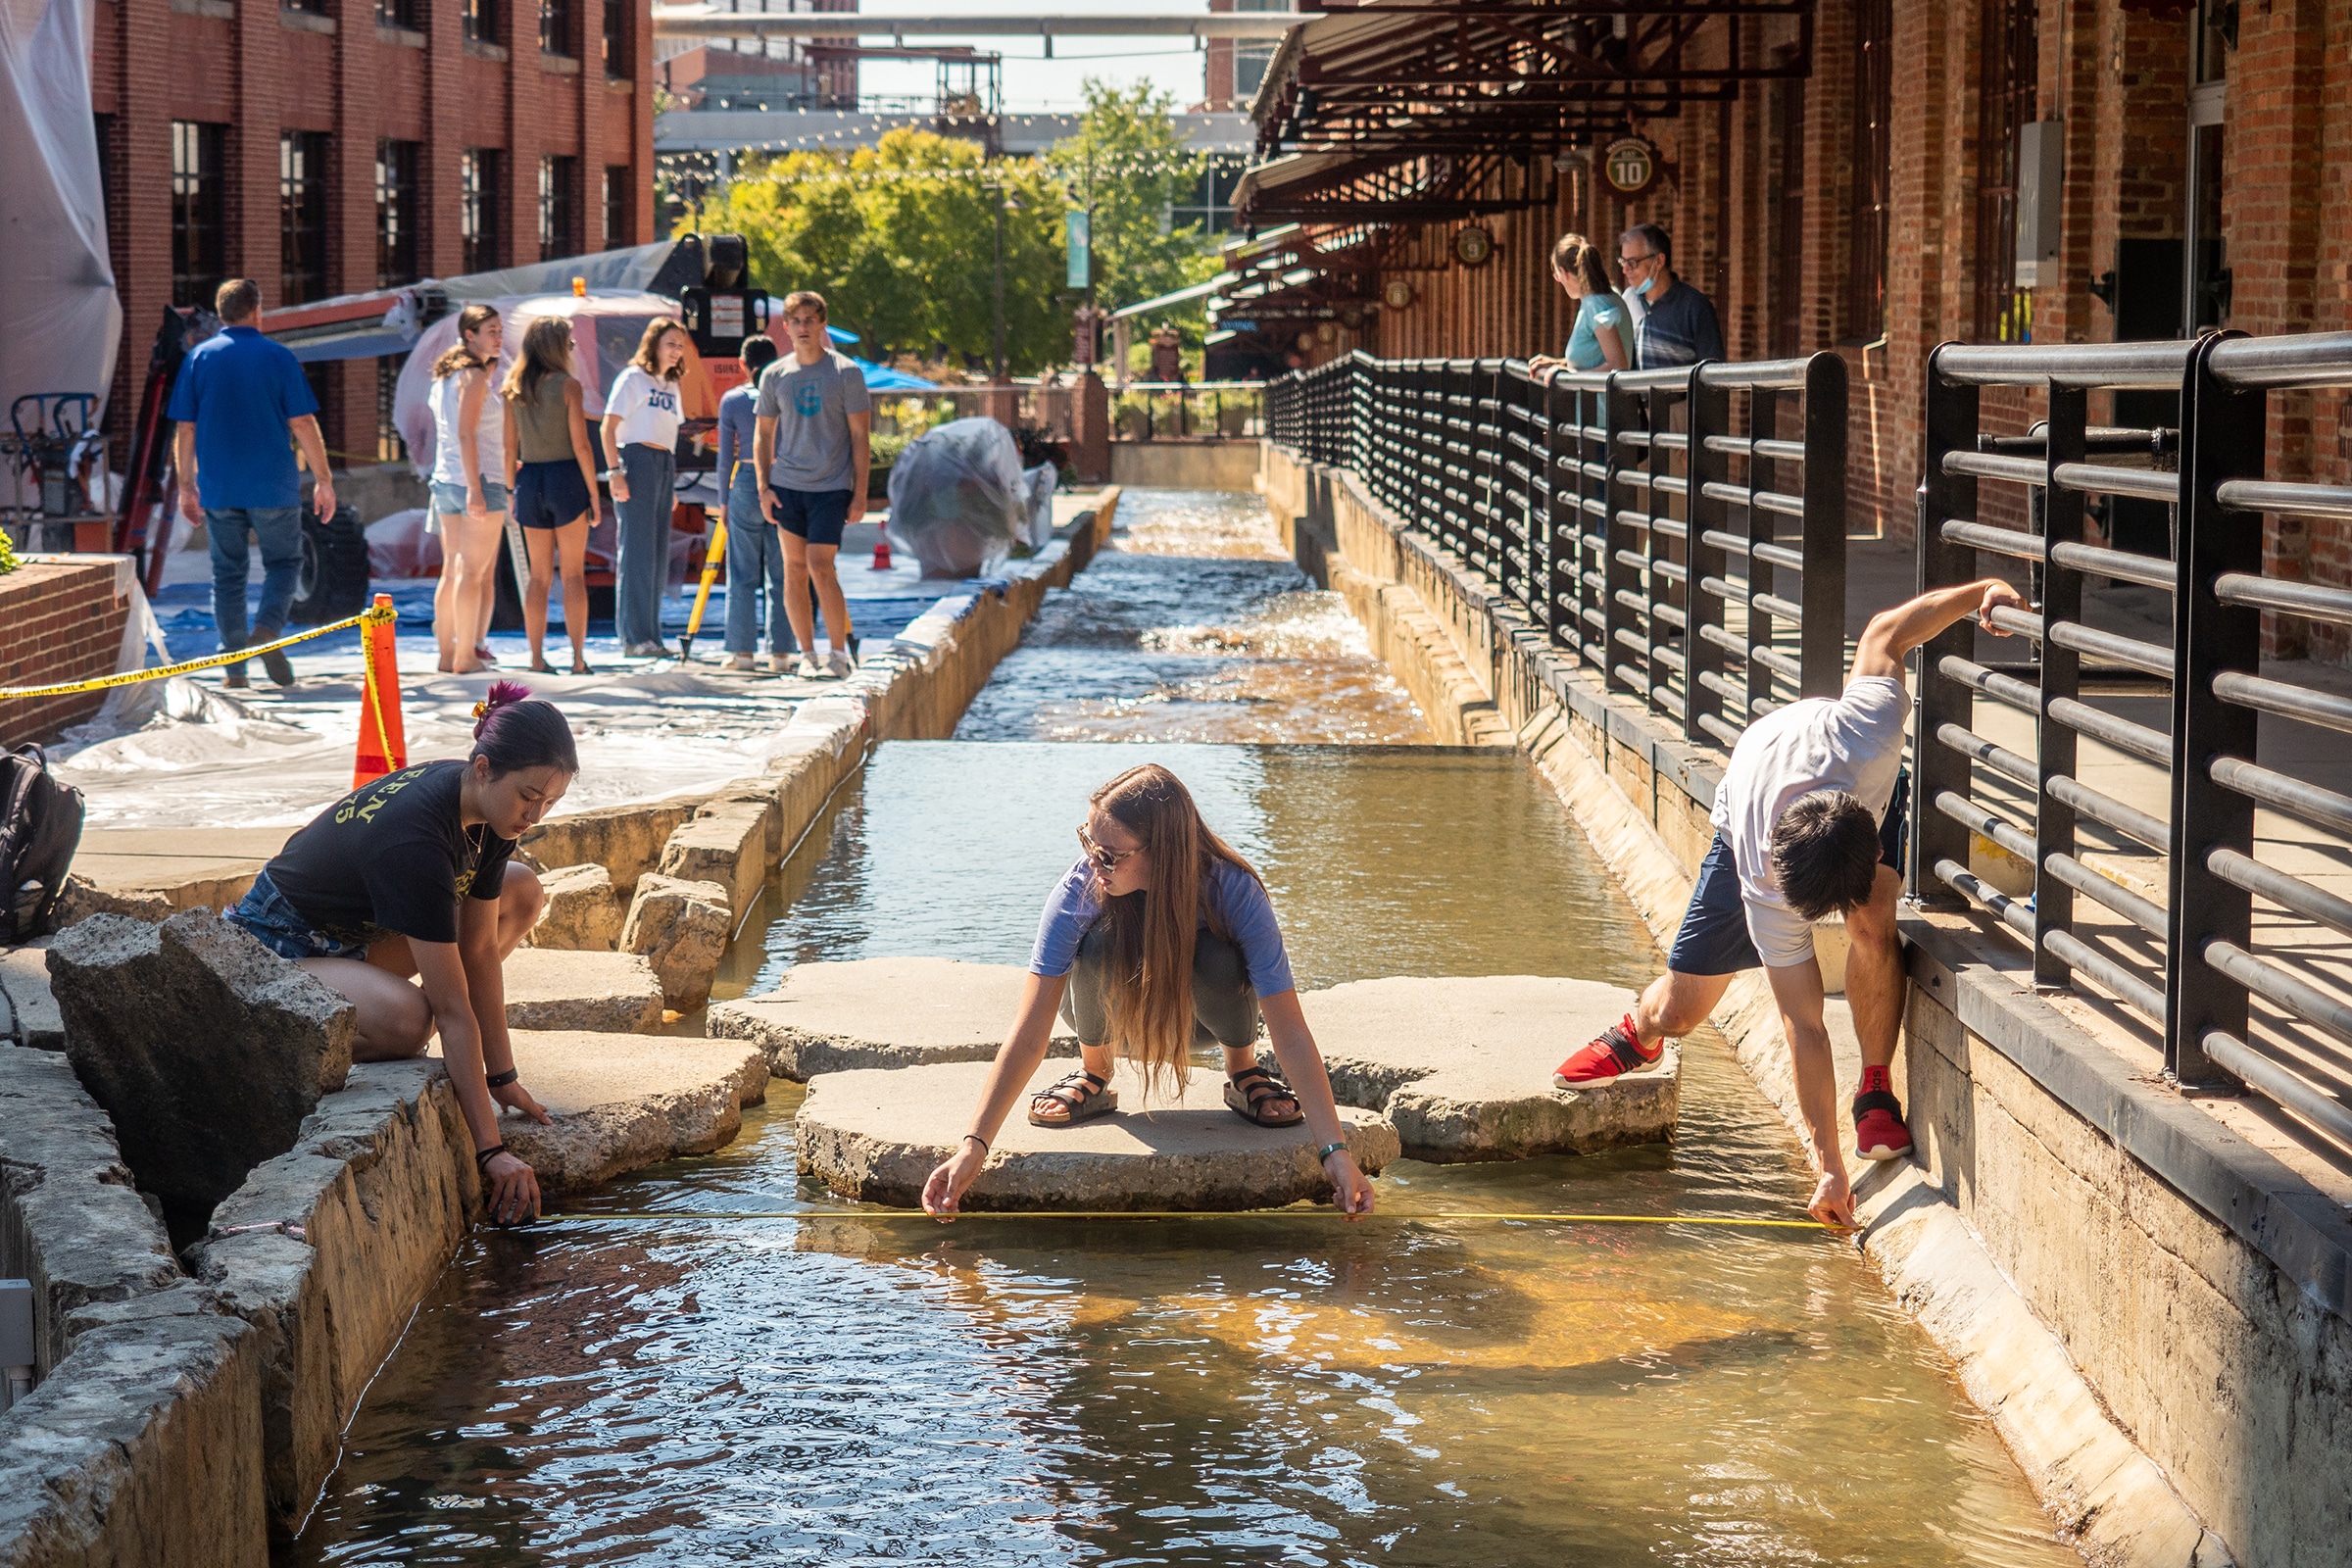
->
xmin=885 ymin=417 xmax=1028 ymax=579
xmin=1020 ymin=461 xmax=1057 ymax=550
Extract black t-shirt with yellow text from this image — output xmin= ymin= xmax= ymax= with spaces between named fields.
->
xmin=264 ymin=760 xmax=516 ymax=947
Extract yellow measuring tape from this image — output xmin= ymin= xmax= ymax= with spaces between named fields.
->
xmin=547 ymin=1209 xmax=1834 ymax=1231
xmin=0 ymin=607 xmax=375 ymax=700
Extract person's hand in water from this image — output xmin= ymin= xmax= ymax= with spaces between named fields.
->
xmin=493 ymin=1077 xmax=553 ymax=1125
xmin=1325 ymin=1149 xmax=1375 ymax=1217
xmin=921 ymin=1136 xmax=989 ymax=1219
xmin=484 ymin=1151 xmax=542 ymax=1226
xmin=1808 ymin=1169 xmax=1855 ymax=1231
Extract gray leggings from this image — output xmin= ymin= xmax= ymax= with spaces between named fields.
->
xmin=1061 ymin=923 xmax=1261 ymax=1053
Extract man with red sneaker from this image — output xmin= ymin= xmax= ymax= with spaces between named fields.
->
xmin=1554 ymin=576 xmax=2026 ymax=1228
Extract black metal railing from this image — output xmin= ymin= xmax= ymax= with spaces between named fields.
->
xmin=1266 ymin=350 xmax=1849 ymax=750
xmin=1918 ymin=330 xmax=2352 ymax=1153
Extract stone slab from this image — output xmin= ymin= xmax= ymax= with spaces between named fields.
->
xmin=499 ymin=947 xmax=664 ymax=1033
xmin=659 ymin=798 xmax=769 ymax=925
xmin=620 ymin=873 xmax=730 ymax=1011
xmin=1294 ymin=975 xmax=1678 ymax=1160
xmin=0 ymin=940 xmax=62 ymax=1050
xmin=709 ymin=957 xmax=1081 ymax=1080
xmin=798 ymin=1057 xmax=1400 ymax=1210
xmin=525 ymin=862 xmax=623 ymax=951
xmin=493 ymin=1030 xmax=769 ymax=1195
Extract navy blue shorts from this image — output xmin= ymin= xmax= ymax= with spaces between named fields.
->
xmin=1666 ymin=768 xmax=1909 ymax=976
xmin=770 ymin=486 xmax=854 ymax=548
xmin=514 ymin=459 xmax=594 ymax=529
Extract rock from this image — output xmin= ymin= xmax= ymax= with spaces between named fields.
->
xmin=0 ymin=938 xmax=63 ymax=1050
xmin=495 ymin=1031 xmax=768 ymax=1194
xmin=658 ymin=796 xmax=769 ymax=924
xmin=709 ymin=957 xmax=1081 ymax=1080
xmin=525 ymin=862 xmax=622 ymax=951
xmin=519 ymin=790 xmax=712 ymax=896
xmin=1292 ymin=976 xmax=1678 ymax=1161
xmin=619 ymin=873 xmax=731 ymax=1011
xmin=46 ymin=910 xmax=357 ymax=1233
xmin=797 ymin=1057 xmax=1400 ymax=1210
xmin=500 ymin=948 xmax=663 ymax=1033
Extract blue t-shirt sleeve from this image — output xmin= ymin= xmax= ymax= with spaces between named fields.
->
xmin=716 ymin=389 xmax=743 ymax=477
xmin=279 ymin=346 xmax=320 ymax=419
xmin=1590 ymin=298 xmax=1622 ymax=328
xmin=1028 ymin=859 xmax=1103 ymax=977
xmin=1210 ymin=861 xmax=1295 ymax=998
xmin=165 ymin=350 xmax=201 ymax=422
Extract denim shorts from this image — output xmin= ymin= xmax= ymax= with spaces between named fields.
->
xmin=769 ymin=486 xmax=854 ymax=548
xmin=1666 ymin=767 xmax=1910 ymax=976
xmin=429 ymin=478 xmax=512 ymax=517
xmin=227 ymin=870 xmax=368 ymax=961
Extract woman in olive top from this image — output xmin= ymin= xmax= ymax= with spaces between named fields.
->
xmin=226 ymin=683 xmax=576 ymax=1225
xmin=502 ymin=316 xmax=604 ymax=674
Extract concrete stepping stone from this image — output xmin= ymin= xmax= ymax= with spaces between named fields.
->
xmin=798 ymin=1056 xmax=1400 ymax=1210
xmin=709 ymin=957 xmax=1081 ymax=1080
xmin=1296 ymin=976 xmax=1678 ymax=1160
xmin=495 ymin=1030 xmax=768 ymax=1195
xmin=500 ymin=948 xmax=664 ymax=1033
xmin=0 ymin=939 xmax=62 ymax=1050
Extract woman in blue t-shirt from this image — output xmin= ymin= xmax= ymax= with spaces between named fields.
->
xmin=920 ymin=763 xmax=1375 ymax=1217
xmin=1528 ymin=232 xmax=1631 ymax=378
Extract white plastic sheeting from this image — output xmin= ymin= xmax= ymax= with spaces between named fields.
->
xmin=0 ymin=0 xmax=120 ymax=420
xmin=884 ymin=417 xmax=1049 ymax=580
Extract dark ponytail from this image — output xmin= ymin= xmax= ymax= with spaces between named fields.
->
xmin=470 ymin=679 xmax=579 ymax=777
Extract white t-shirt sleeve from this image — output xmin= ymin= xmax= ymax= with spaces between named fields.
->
xmin=1831 ymin=675 xmax=1910 ymax=769
xmin=606 ymin=366 xmax=650 ymax=427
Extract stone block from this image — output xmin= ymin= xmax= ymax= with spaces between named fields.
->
xmin=657 ymin=799 xmax=769 ymax=926
xmin=519 ymin=790 xmax=712 ymax=895
xmin=708 ymin=957 xmax=1081 ymax=1080
xmin=798 ymin=1057 xmax=1399 ymax=1210
xmin=524 ymin=862 xmax=622 ymax=951
xmin=618 ymin=873 xmax=731 ymax=1011
xmin=1294 ymin=976 xmax=1678 ymax=1160
xmin=0 ymin=940 xmax=61 ymax=1050
xmin=495 ymin=1031 xmax=769 ymax=1194
xmin=46 ymin=910 xmax=356 ymax=1232
xmin=500 ymin=948 xmax=663 ymax=1033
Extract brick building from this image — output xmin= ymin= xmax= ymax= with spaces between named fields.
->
xmin=1231 ymin=0 xmax=2351 ymax=658
xmin=88 ymin=0 xmax=657 ymax=468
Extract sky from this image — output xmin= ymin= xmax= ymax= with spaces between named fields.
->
xmin=817 ymin=0 xmax=1221 ymax=115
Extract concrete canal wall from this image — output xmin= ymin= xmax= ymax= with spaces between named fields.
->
xmin=0 ymin=499 xmax=1121 ymax=1563
xmin=1262 ymin=445 xmax=2346 ymax=1568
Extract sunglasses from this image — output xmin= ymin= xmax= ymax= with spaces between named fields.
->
xmin=1077 ymin=821 xmax=1141 ymax=872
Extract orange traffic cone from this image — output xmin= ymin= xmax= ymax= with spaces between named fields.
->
xmin=870 ymin=536 xmax=893 ymax=570
xmin=352 ymin=594 xmax=408 ymax=788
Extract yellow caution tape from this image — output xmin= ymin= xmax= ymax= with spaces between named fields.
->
xmin=356 ymin=599 xmax=396 ymax=756
xmin=543 ymin=1209 xmax=1834 ymax=1231
xmin=0 ymin=607 xmax=375 ymax=700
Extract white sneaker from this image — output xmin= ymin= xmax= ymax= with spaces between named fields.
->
xmin=825 ymin=648 xmax=854 ymax=679
xmin=724 ymin=653 xmax=756 ymax=671
xmin=760 ymin=654 xmax=791 ymax=673
xmin=796 ymin=655 xmax=825 ymax=679
xmin=624 ymin=641 xmax=667 ymax=659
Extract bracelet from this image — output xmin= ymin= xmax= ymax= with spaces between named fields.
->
xmin=473 ymin=1143 xmax=510 ymax=1169
xmin=1315 ymin=1141 xmax=1348 ymax=1163
xmin=961 ymin=1133 xmax=990 ymax=1154
xmin=485 ymin=1068 xmax=519 ymax=1088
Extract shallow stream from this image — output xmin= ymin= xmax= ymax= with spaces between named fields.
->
xmin=288 ymin=493 xmax=2074 ymax=1565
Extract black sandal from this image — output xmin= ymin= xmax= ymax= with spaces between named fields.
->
xmin=1225 ymin=1065 xmax=1304 ymax=1128
xmin=1028 ymin=1069 xmax=1118 ymax=1127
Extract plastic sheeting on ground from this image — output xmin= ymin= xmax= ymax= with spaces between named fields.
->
xmin=884 ymin=417 xmax=1056 ymax=579
xmin=1 ymin=0 xmax=122 ymax=422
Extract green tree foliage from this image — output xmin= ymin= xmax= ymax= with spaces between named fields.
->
xmin=1048 ymin=80 xmax=1223 ymax=328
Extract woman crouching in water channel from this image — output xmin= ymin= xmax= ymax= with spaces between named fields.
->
xmin=923 ymin=763 xmax=1375 ymax=1218
xmin=227 ymin=683 xmax=575 ymax=1224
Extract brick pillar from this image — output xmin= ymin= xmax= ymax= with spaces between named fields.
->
xmin=230 ymin=0 xmax=282 ymax=306
xmin=1071 ymin=370 xmax=1111 ymax=483
xmin=979 ymin=382 xmax=1019 ymax=431
xmin=422 ymin=0 xmax=464 ymax=277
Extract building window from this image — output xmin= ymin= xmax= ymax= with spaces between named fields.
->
xmin=1233 ymin=0 xmax=1284 ymax=104
xmin=539 ymin=155 xmax=577 ymax=262
xmin=284 ymin=0 xmax=327 ymax=17
xmin=279 ymin=130 xmax=330 ymax=306
xmin=539 ymin=0 xmax=571 ymax=56
xmin=376 ymin=359 xmax=407 ymax=464
xmin=464 ymin=0 xmax=497 ymax=45
xmin=375 ymin=139 xmax=420 ymax=287
xmin=602 ymin=0 xmax=626 ymax=76
xmin=1172 ymin=157 xmax=1245 ymax=236
xmin=1845 ymin=0 xmax=1892 ymax=344
xmin=375 ymin=0 xmax=418 ymax=28
xmin=602 ymin=164 xmax=629 ymax=249
xmin=172 ymin=122 xmax=226 ymax=311
xmin=462 ymin=149 xmax=501 ymax=273
xmin=1973 ymin=0 xmax=2039 ymax=342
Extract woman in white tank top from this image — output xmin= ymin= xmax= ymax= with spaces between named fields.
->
xmin=427 ymin=305 xmax=508 ymax=674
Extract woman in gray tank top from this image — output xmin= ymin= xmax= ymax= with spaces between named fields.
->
xmin=500 ymin=316 xmax=604 ymax=674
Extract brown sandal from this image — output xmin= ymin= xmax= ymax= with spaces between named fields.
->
xmin=1027 ymin=1069 xmax=1118 ymax=1127
xmin=1225 ymin=1065 xmax=1304 ymax=1128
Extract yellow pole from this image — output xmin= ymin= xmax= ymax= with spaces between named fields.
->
xmin=679 ymin=466 xmax=732 ymax=661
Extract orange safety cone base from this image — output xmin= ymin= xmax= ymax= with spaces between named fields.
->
xmin=352 ymin=593 xmax=408 ymax=788
xmin=870 ymin=537 xmax=893 ymax=570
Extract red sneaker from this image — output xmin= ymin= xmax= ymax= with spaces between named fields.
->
xmin=1853 ymin=1067 xmax=1913 ymax=1161
xmin=1553 ymin=1011 xmax=1663 ymax=1088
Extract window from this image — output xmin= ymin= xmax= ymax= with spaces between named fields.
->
xmin=539 ymin=0 xmax=571 ymax=56
xmin=172 ymin=122 xmax=225 ymax=311
xmin=376 ymin=359 xmax=407 ymax=464
xmin=1845 ymin=0 xmax=1892 ymax=343
xmin=603 ymin=163 xmax=630 ymax=249
xmin=539 ymin=155 xmax=577 ymax=262
xmin=1771 ymin=73 xmax=1808 ymax=360
xmin=1233 ymin=0 xmax=1284 ymax=104
xmin=462 ymin=149 xmax=501 ymax=273
xmin=279 ymin=130 xmax=330 ymax=306
xmin=602 ymin=0 xmax=627 ymax=76
xmin=464 ymin=0 xmax=497 ymax=45
xmin=284 ymin=0 xmax=327 ymax=17
xmin=1171 ymin=157 xmax=1245 ymax=236
xmin=375 ymin=139 xmax=419 ymax=287
xmin=376 ymin=0 xmax=418 ymax=28
xmin=1973 ymin=0 xmax=2038 ymax=342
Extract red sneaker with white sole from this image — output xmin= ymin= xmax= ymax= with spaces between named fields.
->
xmin=1553 ymin=1011 xmax=1663 ymax=1089
xmin=1853 ymin=1066 xmax=1913 ymax=1161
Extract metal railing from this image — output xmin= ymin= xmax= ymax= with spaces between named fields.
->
xmin=1918 ymin=330 xmax=2352 ymax=1153
xmin=1267 ymin=350 xmax=1849 ymax=750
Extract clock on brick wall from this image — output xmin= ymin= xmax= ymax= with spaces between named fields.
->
xmin=1452 ymin=224 xmax=1495 ymax=267
xmin=1384 ymin=278 xmax=1414 ymax=310
xmin=1603 ymin=136 xmax=1658 ymax=198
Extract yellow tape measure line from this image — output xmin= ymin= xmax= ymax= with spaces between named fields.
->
xmin=548 ymin=1209 xmax=1832 ymax=1230
xmin=0 ymin=609 xmax=373 ymax=700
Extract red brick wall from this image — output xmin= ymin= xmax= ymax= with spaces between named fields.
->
xmin=0 ymin=564 xmax=132 ymax=747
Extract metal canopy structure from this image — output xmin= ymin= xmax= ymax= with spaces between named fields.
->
xmin=651 ymin=9 xmax=1312 ymax=40
xmin=1237 ymin=146 xmax=1556 ymax=227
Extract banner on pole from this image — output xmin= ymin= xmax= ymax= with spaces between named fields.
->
xmin=1064 ymin=211 xmax=1090 ymax=290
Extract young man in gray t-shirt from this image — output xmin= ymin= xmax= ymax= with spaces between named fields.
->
xmin=1553 ymin=578 xmax=2024 ymax=1228
xmin=755 ymin=290 xmax=872 ymax=679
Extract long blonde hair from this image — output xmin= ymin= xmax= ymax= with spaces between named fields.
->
xmin=431 ymin=304 xmax=501 ymax=379
xmin=1088 ymin=764 xmax=1261 ymax=1098
xmin=500 ymin=316 xmax=574 ymax=405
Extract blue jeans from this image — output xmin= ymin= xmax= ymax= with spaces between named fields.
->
xmin=227 ymin=870 xmax=367 ymax=960
xmin=614 ymin=444 xmax=675 ymax=648
xmin=722 ymin=472 xmax=794 ymax=656
xmin=206 ymin=505 xmax=304 ymax=655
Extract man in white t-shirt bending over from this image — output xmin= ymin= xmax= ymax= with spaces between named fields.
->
xmin=1553 ymin=577 xmax=2025 ymax=1227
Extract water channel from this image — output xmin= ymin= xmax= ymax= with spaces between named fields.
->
xmin=288 ymin=492 xmax=2076 ymax=1565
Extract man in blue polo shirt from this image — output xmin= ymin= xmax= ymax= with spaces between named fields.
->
xmin=169 ymin=278 xmax=337 ymax=689
xmin=1617 ymin=223 xmax=1726 ymax=370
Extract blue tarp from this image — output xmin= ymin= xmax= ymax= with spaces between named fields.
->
xmin=852 ymin=356 xmax=939 ymax=392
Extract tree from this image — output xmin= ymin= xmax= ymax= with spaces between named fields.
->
xmin=1047 ymin=80 xmax=1223 ymax=324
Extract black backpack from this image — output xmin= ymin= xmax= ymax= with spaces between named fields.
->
xmin=0 ymin=745 xmax=85 ymax=941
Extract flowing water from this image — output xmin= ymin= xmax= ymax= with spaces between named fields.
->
xmin=288 ymin=493 xmax=2076 ymax=1566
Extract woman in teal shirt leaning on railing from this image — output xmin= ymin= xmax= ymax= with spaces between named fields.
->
xmin=1528 ymin=232 xmax=1632 ymax=379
